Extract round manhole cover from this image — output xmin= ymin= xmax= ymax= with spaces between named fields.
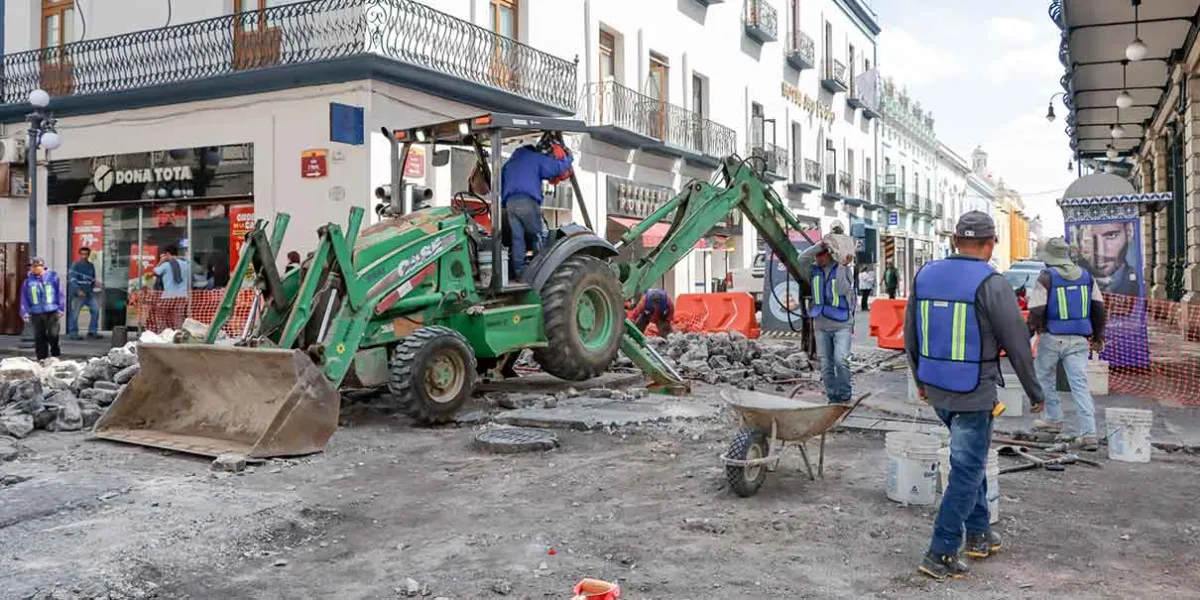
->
xmin=473 ymin=427 xmax=559 ymax=454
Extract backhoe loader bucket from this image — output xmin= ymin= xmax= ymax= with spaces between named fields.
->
xmin=93 ymin=344 xmax=341 ymax=459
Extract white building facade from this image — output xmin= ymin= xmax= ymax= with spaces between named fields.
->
xmin=0 ymin=0 xmax=580 ymax=332
xmin=935 ymin=143 xmax=971 ymax=257
xmin=0 ymin=0 xmax=882 ymax=332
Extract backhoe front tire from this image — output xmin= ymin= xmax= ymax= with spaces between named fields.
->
xmin=389 ymin=326 xmax=477 ymax=425
xmin=533 ymin=255 xmax=624 ymax=381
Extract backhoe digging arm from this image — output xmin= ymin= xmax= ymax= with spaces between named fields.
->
xmin=616 ymin=156 xmax=819 ymax=393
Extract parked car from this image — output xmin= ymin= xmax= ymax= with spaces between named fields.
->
xmin=1003 ymin=260 xmax=1045 ymax=295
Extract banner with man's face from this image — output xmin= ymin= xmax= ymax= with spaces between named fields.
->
xmin=1066 ymin=219 xmax=1143 ymax=297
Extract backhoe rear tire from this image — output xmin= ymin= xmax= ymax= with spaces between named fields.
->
xmin=533 ymin=254 xmax=623 ymax=381
xmin=389 ymin=326 xmax=477 ymax=425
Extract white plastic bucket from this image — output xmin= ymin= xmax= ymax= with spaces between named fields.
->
xmin=886 ymin=432 xmax=941 ymax=506
xmin=937 ymin=447 xmax=1000 ymax=524
xmin=997 ymin=374 xmax=1025 ymax=417
xmin=1106 ymin=407 xmax=1153 ymax=463
xmin=1088 ymin=359 xmax=1109 ymax=396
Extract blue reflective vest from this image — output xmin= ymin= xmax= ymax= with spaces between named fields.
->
xmin=1045 ymin=268 xmax=1094 ymax=337
xmin=913 ymin=258 xmax=997 ymax=393
xmin=808 ymin=264 xmax=850 ymax=322
xmin=22 ymin=272 xmax=62 ymax=316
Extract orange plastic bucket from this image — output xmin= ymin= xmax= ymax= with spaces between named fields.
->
xmin=572 ymin=578 xmax=620 ymax=600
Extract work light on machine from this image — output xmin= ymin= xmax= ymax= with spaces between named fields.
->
xmin=457 ymin=121 xmax=470 ymax=136
xmin=414 ymin=129 xmax=428 ymax=143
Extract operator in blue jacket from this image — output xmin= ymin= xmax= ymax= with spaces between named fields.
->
xmin=500 ymin=143 xmax=573 ymax=279
xmin=19 ymin=257 xmax=65 ymax=360
xmin=904 ymin=212 xmax=1047 ymax=580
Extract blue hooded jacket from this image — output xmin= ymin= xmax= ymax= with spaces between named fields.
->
xmin=20 ymin=270 xmax=64 ymax=319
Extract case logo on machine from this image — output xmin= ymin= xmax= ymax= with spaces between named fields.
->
xmin=395 ymin=233 xmax=454 ymax=281
xmin=93 ymin=164 xmax=194 ymax=193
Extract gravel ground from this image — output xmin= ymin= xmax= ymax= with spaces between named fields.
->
xmin=3 ymin=375 xmax=1199 ymax=599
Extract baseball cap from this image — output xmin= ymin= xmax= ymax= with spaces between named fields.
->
xmin=954 ymin=211 xmax=996 ymax=240
xmin=29 ymin=256 xmax=46 ymax=266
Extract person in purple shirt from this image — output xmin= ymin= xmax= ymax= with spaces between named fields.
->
xmin=500 ymin=144 xmax=574 ymax=279
xmin=19 ymin=257 xmax=65 ymax=360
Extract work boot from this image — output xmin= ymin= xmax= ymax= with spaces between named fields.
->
xmin=918 ymin=551 xmax=970 ymax=580
xmin=1031 ymin=419 xmax=1063 ymax=433
xmin=1079 ymin=435 xmax=1099 ymax=452
xmin=964 ymin=530 xmax=1002 ymax=559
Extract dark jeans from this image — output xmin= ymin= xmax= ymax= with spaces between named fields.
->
xmin=67 ymin=293 xmax=100 ymax=336
xmin=31 ymin=312 xmax=62 ymax=360
xmin=505 ymin=195 xmax=544 ymax=280
xmin=886 ymin=288 xmax=897 ymax=299
xmin=859 ymin=290 xmax=872 ymax=311
xmin=929 ymin=408 xmax=993 ymax=556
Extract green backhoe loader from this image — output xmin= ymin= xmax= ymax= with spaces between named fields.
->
xmin=93 ymin=113 xmax=817 ymax=459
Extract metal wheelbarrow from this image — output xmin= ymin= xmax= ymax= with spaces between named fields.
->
xmin=720 ymin=387 xmax=870 ymax=497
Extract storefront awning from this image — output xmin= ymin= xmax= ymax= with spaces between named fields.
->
xmin=608 ymin=217 xmax=729 ymax=250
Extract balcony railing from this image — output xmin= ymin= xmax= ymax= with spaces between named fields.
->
xmin=785 ymin=30 xmax=815 ymax=71
xmin=935 ymin=202 xmax=945 ymax=218
xmin=908 ymin=192 xmax=921 ymax=209
xmin=744 ymin=0 xmax=779 ymax=43
xmin=858 ymin=178 xmax=872 ymax=203
xmin=804 ymin=159 xmax=822 ymax=185
xmin=749 ymin=142 xmax=787 ymax=178
xmin=838 ymin=170 xmax=853 ymax=196
xmin=3 ymin=0 xmax=578 ymax=112
xmin=821 ymin=58 xmax=848 ymax=93
xmin=921 ymin=197 xmax=933 ymax=214
xmin=660 ymin=101 xmax=738 ymax=158
xmin=581 ymin=80 xmax=662 ymax=139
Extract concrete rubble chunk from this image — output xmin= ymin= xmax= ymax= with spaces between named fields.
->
xmin=0 ymin=357 xmax=40 ymax=382
xmin=402 ymin=577 xmax=421 ymax=597
xmin=112 ymin=365 xmax=140 ymax=385
xmin=5 ymin=380 xmax=45 ymax=414
xmin=213 ymin=453 xmax=248 ymax=473
xmin=49 ymin=394 xmax=83 ymax=432
xmin=0 ymin=410 xmax=35 ymax=439
xmin=0 ymin=435 xmax=19 ymax=461
xmin=79 ymin=402 xmax=104 ymax=429
xmin=106 ymin=346 xmax=139 ymax=369
xmin=93 ymin=380 xmax=121 ymax=391
xmin=80 ymin=388 xmax=118 ymax=407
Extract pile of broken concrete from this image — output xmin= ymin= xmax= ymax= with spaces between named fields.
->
xmin=635 ymin=331 xmax=813 ymax=389
xmin=0 ymin=345 xmax=140 ymax=455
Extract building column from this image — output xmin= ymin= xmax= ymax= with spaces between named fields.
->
xmin=1152 ymin=135 xmax=1170 ymax=299
xmin=1185 ymin=77 xmax=1200 ymax=303
xmin=1140 ymin=158 xmax=1156 ymax=298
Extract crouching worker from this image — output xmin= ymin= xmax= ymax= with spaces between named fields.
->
xmin=904 ymin=211 xmax=1047 ymax=580
xmin=633 ymin=288 xmax=673 ymax=336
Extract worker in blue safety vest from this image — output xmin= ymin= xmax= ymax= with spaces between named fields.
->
xmin=904 ymin=211 xmax=1047 ymax=581
xmin=633 ymin=288 xmax=673 ymax=336
xmin=1027 ymin=236 xmax=1107 ymax=452
xmin=796 ymin=234 xmax=856 ymax=404
xmin=19 ymin=256 xmax=65 ymax=361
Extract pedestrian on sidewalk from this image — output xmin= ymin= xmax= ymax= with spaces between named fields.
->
xmin=19 ymin=257 xmax=64 ymax=361
xmin=883 ymin=261 xmax=899 ymax=299
xmin=904 ymin=211 xmax=1046 ymax=580
xmin=66 ymin=246 xmax=101 ymax=340
xmin=1026 ymin=237 xmax=1107 ymax=451
xmin=797 ymin=234 xmax=856 ymax=404
xmin=858 ymin=265 xmax=875 ymax=311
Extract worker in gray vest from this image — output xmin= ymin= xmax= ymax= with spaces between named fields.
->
xmin=905 ymin=211 xmax=1047 ymax=580
xmin=1027 ymin=237 xmax=1107 ymax=451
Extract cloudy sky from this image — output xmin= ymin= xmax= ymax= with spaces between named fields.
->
xmin=871 ymin=0 xmax=1074 ymax=236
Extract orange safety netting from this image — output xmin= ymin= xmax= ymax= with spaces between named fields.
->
xmin=129 ymin=288 xmax=256 ymax=335
xmin=1101 ymin=293 xmax=1200 ymax=405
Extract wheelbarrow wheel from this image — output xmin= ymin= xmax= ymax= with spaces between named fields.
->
xmin=725 ymin=427 xmax=769 ymax=497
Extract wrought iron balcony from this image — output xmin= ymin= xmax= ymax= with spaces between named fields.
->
xmin=1 ymin=0 xmax=579 ymax=114
xmin=935 ymin=202 xmax=945 ymax=218
xmin=920 ymin=197 xmax=933 ymax=215
xmin=787 ymin=157 xmax=822 ymax=193
xmin=655 ymin=101 xmax=738 ymax=164
xmin=908 ymin=192 xmax=921 ymax=210
xmin=749 ymin=141 xmax=787 ymax=182
xmin=580 ymin=80 xmax=663 ymax=146
xmin=744 ymin=0 xmax=779 ymax=44
xmin=695 ymin=0 xmax=725 ymax=4
xmin=838 ymin=170 xmax=853 ymax=196
xmin=820 ymin=59 xmax=848 ymax=94
xmin=858 ymin=178 xmax=872 ymax=203
xmin=786 ymin=30 xmax=815 ymax=71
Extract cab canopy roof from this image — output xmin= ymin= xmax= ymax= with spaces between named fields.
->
xmin=387 ymin=113 xmax=589 ymax=147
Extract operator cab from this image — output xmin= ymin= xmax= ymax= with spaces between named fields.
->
xmin=379 ymin=113 xmax=596 ymax=294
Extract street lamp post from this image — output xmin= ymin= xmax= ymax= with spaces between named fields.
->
xmin=19 ymin=88 xmax=61 ymax=346
xmin=1045 ymin=92 xmax=1067 ymax=122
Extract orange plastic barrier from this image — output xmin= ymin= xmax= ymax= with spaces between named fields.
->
xmin=868 ymin=298 xmax=906 ymax=350
xmin=672 ymin=292 xmax=760 ymax=339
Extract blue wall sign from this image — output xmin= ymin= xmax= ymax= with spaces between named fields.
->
xmin=329 ymin=103 xmax=365 ymax=146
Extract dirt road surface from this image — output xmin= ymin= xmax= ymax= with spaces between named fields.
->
xmin=3 ymin=378 xmax=1199 ymax=599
